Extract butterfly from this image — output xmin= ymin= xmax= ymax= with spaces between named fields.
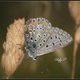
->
xmin=24 ymin=18 xmax=73 ymax=60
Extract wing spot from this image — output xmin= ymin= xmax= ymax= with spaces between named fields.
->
xmin=31 ymin=37 xmax=33 ymax=40
xmin=43 ymin=40 xmax=45 ymax=42
xmin=38 ymin=35 xmax=40 ymax=37
xmin=58 ymin=37 xmax=62 ymax=42
xmin=38 ymin=18 xmax=40 ymax=21
xmin=35 ymin=40 xmax=37 ymax=41
xmin=55 ymin=36 xmax=57 ymax=38
xmin=32 ymin=44 xmax=36 ymax=48
xmin=52 ymin=43 xmax=55 ymax=45
xmin=51 ymin=37 xmax=52 ymax=39
xmin=46 ymin=45 xmax=48 ymax=47
xmin=60 ymin=40 xmax=62 ymax=42
xmin=33 ymin=19 xmax=35 ymax=22
xmin=40 ymin=44 xmax=42 ymax=46
xmin=59 ymin=44 xmax=62 ymax=46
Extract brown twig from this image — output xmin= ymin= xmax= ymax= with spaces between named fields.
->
xmin=71 ymin=27 xmax=78 ymax=79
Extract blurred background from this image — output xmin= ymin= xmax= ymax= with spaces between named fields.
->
xmin=0 ymin=1 xmax=80 ymax=79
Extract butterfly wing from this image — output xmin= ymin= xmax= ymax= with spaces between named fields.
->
xmin=37 ymin=27 xmax=73 ymax=56
xmin=25 ymin=18 xmax=52 ymax=59
xmin=25 ymin=18 xmax=73 ymax=60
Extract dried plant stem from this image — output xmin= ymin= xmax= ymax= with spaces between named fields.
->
xmin=68 ymin=1 xmax=80 ymax=79
xmin=71 ymin=25 xmax=80 ymax=79
xmin=71 ymin=31 xmax=78 ymax=79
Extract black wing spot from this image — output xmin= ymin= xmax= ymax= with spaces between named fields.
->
xmin=46 ymin=45 xmax=48 ymax=47
xmin=33 ymin=30 xmax=35 ymax=32
xmin=59 ymin=43 xmax=62 ymax=46
xmin=40 ymin=44 xmax=42 ymax=46
xmin=60 ymin=40 xmax=62 ymax=42
xmin=42 ymin=18 xmax=44 ymax=21
xmin=55 ymin=36 xmax=57 ymax=38
xmin=38 ymin=18 xmax=40 ymax=21
xmin=43 ymin=40 xmax=45 ymax=42
xmin=38 ymin=35 xmax=40 ymax=37
xmin=58 ymin=37 xmax=62 ymax=42
xmin=34 ymin=57 xmax=37 ymax=60
xmin=51 ymin=37 xmax=52 ymax=39
xmin=32 ymin=43 xmax=36 ymax=48
xmin=31 ymin=37 xmax=33 ymax=40
xmin=52 ymin=43 xmax=55 ymax=45
xmin=35 ymin=40 xmax=37 ymax=41
xmin=44 ymin=34 xmax=46 ymax=36
xmin=33 ymin=19 xmax=35 ymax=22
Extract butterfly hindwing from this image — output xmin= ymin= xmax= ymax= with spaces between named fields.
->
xmin=37 ymin=27 xmax=72 ymax=56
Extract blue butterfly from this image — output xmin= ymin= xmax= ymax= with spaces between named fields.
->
xmin=24 ymin=18 xmax=73 ymax=60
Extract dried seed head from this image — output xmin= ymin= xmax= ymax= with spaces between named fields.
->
xmin=1 ymin=18 xmax=25 ymax=78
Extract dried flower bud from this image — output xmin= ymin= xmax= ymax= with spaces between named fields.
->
xmin=68 ymin=1 xmax=80 ymax=25
xmin=1 ymin=18 xmax=25 ymax=78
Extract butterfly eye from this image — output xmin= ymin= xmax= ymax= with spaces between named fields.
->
xmin=60 ymin=39 xmax=62 ymax=42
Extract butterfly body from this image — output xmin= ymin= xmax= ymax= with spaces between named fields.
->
xmin=25 ymin=18 xmax=73 ymax=60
